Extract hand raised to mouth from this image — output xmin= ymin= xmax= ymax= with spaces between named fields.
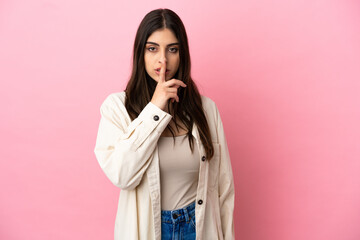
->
xmin=150 ymin=61 xmax=187 ymax=112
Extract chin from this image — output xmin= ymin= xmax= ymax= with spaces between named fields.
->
xmin=148 ymin=74 xmax=158 ymax=82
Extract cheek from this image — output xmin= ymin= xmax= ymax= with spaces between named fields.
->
xmin=168 ymin=54 xmax=179 ymax=66
xmin=144 ymin=55 xmax=149 ymax=66
xmin=174 ymin=56 xmax=180 ymax=70
xmin=144 ymin=55 xmax=152 ymax=71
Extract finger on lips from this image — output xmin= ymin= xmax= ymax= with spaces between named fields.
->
xmin=159 ymin=61 xmax=166 ymax=82
xmin=158 ymin=61 xmax=187 ymax=104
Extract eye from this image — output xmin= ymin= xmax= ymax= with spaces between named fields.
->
xmin=169 ymin=47 xmax=178 ymax=53
xmin=147 ymin=47 xmax=156 ymax=52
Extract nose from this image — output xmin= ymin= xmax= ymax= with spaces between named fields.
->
xmin=158 ymin=49 xmax=167 ymax=64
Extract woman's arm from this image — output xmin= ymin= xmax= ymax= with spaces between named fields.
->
xmin=94 ymin=93 xmax=172 ymax=190
xmin=215 ymin=104 xmax=235 ymax=239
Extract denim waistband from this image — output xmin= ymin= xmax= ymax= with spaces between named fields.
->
xmin=161 ymin=201 xmax=196 ymax=224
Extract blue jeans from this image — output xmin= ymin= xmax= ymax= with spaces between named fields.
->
xmin=161 ymin=201 xmax=196 ymax=240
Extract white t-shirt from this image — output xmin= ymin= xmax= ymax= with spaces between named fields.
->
xmin=158 ymin=134 xmax=200 ymax=210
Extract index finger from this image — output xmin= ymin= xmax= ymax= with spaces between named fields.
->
xmin=159 ymin=61 xmax=166 ymax=83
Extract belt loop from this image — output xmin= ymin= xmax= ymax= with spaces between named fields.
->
xmin=183 ymin=205 xmax=190 ymax=222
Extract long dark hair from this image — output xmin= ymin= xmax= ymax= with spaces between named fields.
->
xmin=124 ymin=8 xmax=214 ymax=160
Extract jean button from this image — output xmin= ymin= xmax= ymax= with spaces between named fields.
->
xmin=172 ymin=213 xmax=178 ymax=219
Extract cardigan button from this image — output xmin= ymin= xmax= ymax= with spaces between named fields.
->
xmin=153 ymin=115 xmax=159 ymax=121
xmin=201 ymin=156 xmax=206 ymax=161
xmin=198 ymin=199 xmax=203 ymax=205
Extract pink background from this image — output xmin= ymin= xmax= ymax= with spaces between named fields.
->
xmin=1 ymin=0 xmax=360 ymax=239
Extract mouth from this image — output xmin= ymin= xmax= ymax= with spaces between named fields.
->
xmin=155 ymin=68 xmax=170 ymax=75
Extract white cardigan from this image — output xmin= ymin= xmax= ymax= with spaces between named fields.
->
xmin=94 ymin=91 xmax=235 ymax=240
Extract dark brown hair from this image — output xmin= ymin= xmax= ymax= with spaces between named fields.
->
xmin=124 ymin=8 xmax=214 ymax=160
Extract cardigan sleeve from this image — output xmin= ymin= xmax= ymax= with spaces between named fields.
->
xmin=215 ymin=103 xmax=235 ymax=240
xmin=94 ymin=93 xmax=172 ymax=190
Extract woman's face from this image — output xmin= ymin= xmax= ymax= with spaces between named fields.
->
xmin=144 ymin=28 xmax=180 ymax=82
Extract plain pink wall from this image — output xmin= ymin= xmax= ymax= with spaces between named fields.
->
xmin=1 ymin=0 xmax=360 ymax=239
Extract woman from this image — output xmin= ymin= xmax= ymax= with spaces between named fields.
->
xmin=94 ymin=8 xmax=235 ymax=240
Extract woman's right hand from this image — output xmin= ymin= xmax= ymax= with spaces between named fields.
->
xmin=150 ymin=61 xmax=187 ymax=112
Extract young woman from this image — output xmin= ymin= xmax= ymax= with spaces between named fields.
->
xmin=94 ymin=8 xmax=235 ymax=240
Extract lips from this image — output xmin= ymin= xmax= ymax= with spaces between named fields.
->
xmin=155 ymin=68 xmax=169 ymax=72
xmin=155 ymin=68 xmax=170 ymax=76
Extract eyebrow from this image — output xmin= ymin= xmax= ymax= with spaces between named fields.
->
xmin=146 ymin=41 xmax=179 ymax=46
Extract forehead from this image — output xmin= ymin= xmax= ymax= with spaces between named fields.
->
xmin=146 ymin=28 xmax=178 ymax=44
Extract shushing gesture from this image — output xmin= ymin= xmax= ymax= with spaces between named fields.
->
xmin=150 ymin=61 xmax=187 ymax=112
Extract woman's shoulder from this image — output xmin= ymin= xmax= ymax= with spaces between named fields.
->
xmin=101 ymin=91 xmax=126 ymax=107
xmin=103 ymin=91 xmax=126 ymax=103
xmin=103 ymin=92 xmax=215 ymax=108
xmin=99 ymin=91 xmax=127 ymax=116
xmin=100 ymin=91 xmax=219 ymax=116
xmin=200 ymin=94 xmax=215 ymax=104
xmin=200 ymin=94 xmax=219 ymax=114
